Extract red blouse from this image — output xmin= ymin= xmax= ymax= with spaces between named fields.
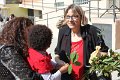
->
xmin=71 ymin=40 xmax=84 ymax=80
xmin=27 ymin=48 xmax=53 ymax=74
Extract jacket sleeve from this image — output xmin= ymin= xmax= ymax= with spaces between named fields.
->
xmin=90 ymin=25 xmax=109 ymax=52
xmin=54 ymin=28 xmax=64 ymax=54
xmin=54 ymin=27 xmax=70 ymax=63
xmin=0 ymin=45 xmax=33 ymax=80
xmin=83 ymin=25 xmax=109 ymax=67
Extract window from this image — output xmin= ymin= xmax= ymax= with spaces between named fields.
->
xmin=39 ymin=10 xmax=42 ymax=19
xmin=6 ymin=0 xmax=21 ymax=4
xmin=28 ymin=9 xmax=34 ymax=23
xmin=73 ymin=0 xmax=88 ymax=5
xmin=54 ymin=2 xmax=64 ymax=7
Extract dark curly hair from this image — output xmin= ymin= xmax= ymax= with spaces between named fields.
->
xmin=0 ymin=17 xmax=33 ymax=57
xmin=28 ymin=24 xmax=53 ymax=51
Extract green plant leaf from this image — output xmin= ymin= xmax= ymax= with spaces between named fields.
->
xmin=112 ymin=61 xmax=118 ymax=66
xmin=109 ymin=49 xmax=115 ymax=56
xmin=74 ymin=61 xmax=80 ymax=66
xmin=118 ymin=56 xmax=120 ymax=59
xmin=68 ymin=64 xmax=72 ymax=74
xmin=104 ymin=72 xmax=109 ymax=77
xmin=73 ymin=53 xmax=79 ymax=63
xmin=70 ymin=52 xmax=76 ymax=63
xmin=117 ymin=65 xmax=120 ymax=68
xmin=102 ymin=57 xmax=113 ymax=62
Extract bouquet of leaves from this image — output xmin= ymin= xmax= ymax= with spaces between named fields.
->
xmin=89 ymin=47 xmax=120 ymax=78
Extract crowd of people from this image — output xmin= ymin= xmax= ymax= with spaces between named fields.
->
xmin=0 ymin=4 xmax=110 ymax=80
xmin=0 ymin=14 xmax=15 ymax=34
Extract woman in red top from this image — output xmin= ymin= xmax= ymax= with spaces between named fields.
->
xmin=55 ymin=4 xmax=109 ymax=80
xmin=27 ymin=24 xmax=69 ymax=80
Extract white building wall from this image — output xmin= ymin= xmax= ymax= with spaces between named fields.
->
xmin=64 ymin=0 xmax=73 ymax=7
xmin=91 ymin=0 xmax=106 ymax=8
xmin=90 ymin=0 xmax=107 ymax=13
xmin=0 ymin=0 xmax=5 ymax=5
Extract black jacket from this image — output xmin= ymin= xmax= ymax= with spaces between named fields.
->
xmin=0 ymin=45 xmax=33 ymax=80
xmin=55 ymin=24 xmax=109 ymax=80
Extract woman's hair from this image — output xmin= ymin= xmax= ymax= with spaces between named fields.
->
xmin=63 ymin=4 xmax=88 ymax=26
xmin=28 ymin=24 xmax=52 ymax=51
xmin=0 ymin=17 xmax=33 ymax=57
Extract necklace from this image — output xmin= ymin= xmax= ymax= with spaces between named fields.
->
xmin=71 ymin=31 xmax=82 ymax=42
xmin=71 ymin=31 xmax=81 ymax=37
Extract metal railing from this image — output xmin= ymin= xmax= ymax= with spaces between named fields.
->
xmin=20 ymin=0 xmax=118 ymax=25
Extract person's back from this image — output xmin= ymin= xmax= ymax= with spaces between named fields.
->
xmin=0 ymin=45 xmax=15 ymax=80
xmin=0 ymin=45 xmax=32 ymax=79
xmin=27 ymin=24 xmax=69 ymax=80
xmin=0 ymin=17 xmax=34 ymax=80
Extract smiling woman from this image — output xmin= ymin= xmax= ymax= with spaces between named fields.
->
xmin=55 ymin=4 xmax=109 ymax=80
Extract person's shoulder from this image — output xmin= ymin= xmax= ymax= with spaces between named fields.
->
xmin=59 ymin=25 xmax=69 ymax=30
xmin=83 ymin=24 xmax=98 ymax=29
xmin=0 ymin=44 xmax=14 ymax=51
xmin=59 ymin=25 xmax=69 ymax=33
xmin=0 ymin=45 xmax=14 ymax=57
xmin=82 ymin=24 xmax=100 ymax=32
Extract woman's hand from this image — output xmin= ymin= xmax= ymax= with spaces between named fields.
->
xmin=55 ymin=54 xmax=65 ymax=66
xmin=59 ymin=63 xmax=69 ymax=74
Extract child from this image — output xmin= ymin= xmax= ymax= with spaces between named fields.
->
xmin=27 ymin=24 xmax=69 ymax=80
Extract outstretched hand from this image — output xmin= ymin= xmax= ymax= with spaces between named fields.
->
xmin=59 ymin=63 xmax=69 ymax=74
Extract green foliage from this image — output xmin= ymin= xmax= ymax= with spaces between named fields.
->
xmin=90 ymin=49 xmax=120 ymax=77
xmin=68 ymin=64 xmax=72 ymax=74
xmin=68 ymin=51 xmax=80 ymax=74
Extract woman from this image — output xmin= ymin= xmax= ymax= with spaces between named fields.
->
xmin=0 ymin=17 xmax=33 ymax=80
xmin=55 ymin=4 xmax=109 ymax=80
